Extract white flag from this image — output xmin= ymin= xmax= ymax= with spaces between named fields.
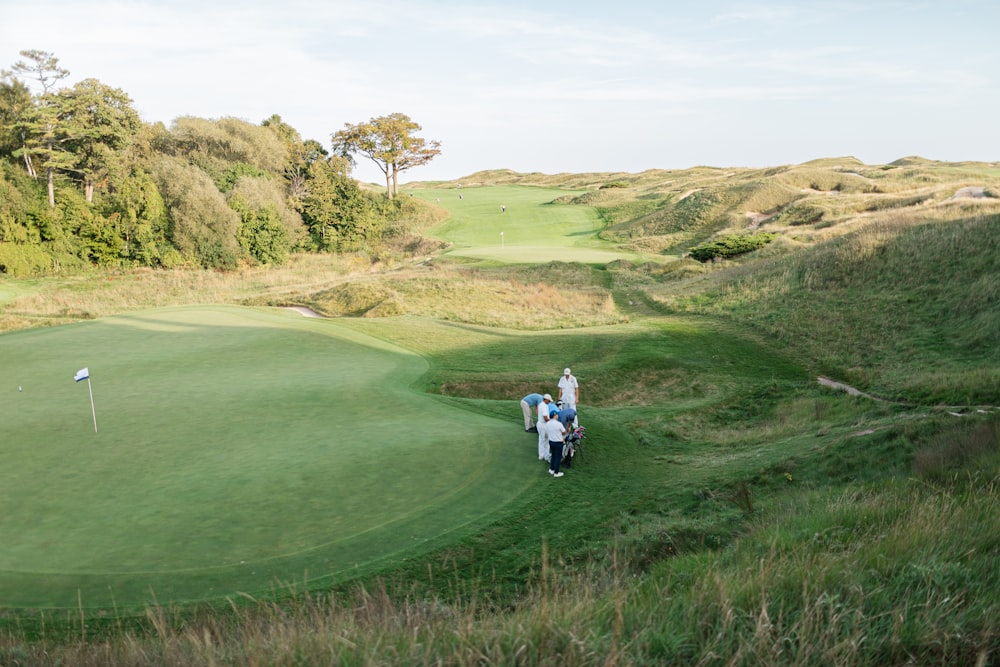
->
xmin=74 ymin=367 xmax=90 ymax=382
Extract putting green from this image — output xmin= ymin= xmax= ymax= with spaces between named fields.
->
xmin=409 ymin=185 xmax=650 ymax=263
xmin=0 ymin=306 xmax=536 ymax=609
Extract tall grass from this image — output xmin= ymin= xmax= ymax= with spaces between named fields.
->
xmin=652 ymin=211 xmax=1000 ymax=404
xmin=4 ymin=459 xmax=996 ymax=665
xmin=0 ymin=253 xmax=376 ymax=332
xmin=302 ymin=275 xmax=623 ymax=329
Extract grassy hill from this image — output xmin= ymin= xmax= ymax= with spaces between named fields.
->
xmin=424 ymin=158 xmax=1000 ymax=260
xmin=0 ymin=157 xmax=997 ymax=665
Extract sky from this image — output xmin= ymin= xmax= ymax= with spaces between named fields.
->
xmin=2 ymin=0 xmax=998 ymax=184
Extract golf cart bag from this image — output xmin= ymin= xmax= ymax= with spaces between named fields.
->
xmin=562 ymin=426 xmax=586 ymax=468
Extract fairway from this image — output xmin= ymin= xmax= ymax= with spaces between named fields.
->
xmin=0 ymin=306 xmax=535 ymax=609
xmin=409 ymin=185 xmax=650 ymax=263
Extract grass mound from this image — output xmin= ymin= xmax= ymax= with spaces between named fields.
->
xmin=310 ymin=282 xmax=398 ymax=316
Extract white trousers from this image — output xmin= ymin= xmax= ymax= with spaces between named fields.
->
xmin=520 ymin=400 xmax=534 ymax=430
xmin=538 ymin=423 xmax=550 ymax=461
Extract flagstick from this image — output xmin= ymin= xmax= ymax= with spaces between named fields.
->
xmin=87 ymin=377 xmax=98 ymax=432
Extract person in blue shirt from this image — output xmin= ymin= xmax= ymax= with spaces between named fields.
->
xmin=557 ymin=404 xmax=577 ymax=430
xmin=520 ymin=393 xmax=544 ymax=432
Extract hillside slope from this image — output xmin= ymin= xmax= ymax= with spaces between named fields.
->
xmin=414 ymin=157 xmax=1000 ymax=257
xmin=408 ymin=158 xmax=1000 ymax=405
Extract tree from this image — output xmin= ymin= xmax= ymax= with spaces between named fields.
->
xmin=167 ymin=116 xmax=288 ymax=179
xmin=6 ymin=50 xmax=69 ymax=95
xmin=5 ymin=50 xmax=70 ymax=191
xmin=150 ymin=156 xmax=241 ymax=269
xmin=230 ymin=192 xmax=290 ymax=265
xmin=58 ymin=78 xmax=142 ymax=202
xmin=261 ymin=114 xmax=328 ymax=210
xmin=331 ymin=113 xmax=440 ymax=198
xmin=14 ymin=95 xmax=73 ymax=207
xmin=227 ymin=174 xmax=306 ymax=263
xmin=0 ymin=78 xmax=33 ymax=162
xmin=301 ymin=158 xmax=383 ymax=251
xmin=101 ymin=168 xmax=172 ymax=266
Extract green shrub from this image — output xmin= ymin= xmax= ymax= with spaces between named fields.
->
xmin=688 ymin=232 xmax=777 ymax=262
xmin=0 ymin=242 xmax=53 ymax=276
xmin=234 ymin=200 xmax=290 ymax=265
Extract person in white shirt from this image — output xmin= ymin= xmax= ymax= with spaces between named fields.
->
xmin=544 ymin=412 xmax=568 ymax=477
xmin=557 ymin=368 xmax=579 ymax=426
xmin=537 ymin=394 xmax=553 ymax=461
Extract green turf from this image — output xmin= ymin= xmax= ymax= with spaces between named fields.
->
xmin=0 ymin=306 xmax=537 ymax=609
xmin=408 ymin=185 xmax=651 ymax=263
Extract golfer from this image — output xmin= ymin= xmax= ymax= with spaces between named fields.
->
xmin=545 ymin=410 xmax=568 ymax=478
xmin=537 ymin=394 xmax=554 ymax=461
xmin=520 ymin=392 xmax=544 ymax=432
xmin=557 ymin=403 xmax=577 ymax=431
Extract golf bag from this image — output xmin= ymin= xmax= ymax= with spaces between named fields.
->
xmin=562 ymin=426 xmax=586 ymax=468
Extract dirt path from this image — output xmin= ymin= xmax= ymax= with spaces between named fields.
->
xmin=818 ymin=376 xmax=997 ymax=417
xmin=817 ymin=376 xmax=887 ymax=401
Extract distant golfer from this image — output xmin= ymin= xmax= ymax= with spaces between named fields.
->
xmin=501 ymin=204 xmax=506 ymax=213
xmin=520 ymin=392 xmax=544 ymax=432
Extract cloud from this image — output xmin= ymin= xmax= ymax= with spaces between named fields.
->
xmin=3 ymin=0 xmax=998 ymax=182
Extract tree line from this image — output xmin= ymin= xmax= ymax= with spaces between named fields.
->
xmin=0 ymin=50 xmax=441 ymax=276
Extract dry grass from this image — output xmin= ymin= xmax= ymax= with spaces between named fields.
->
xmin=300 ymin=272 xmax=625 ymax=330
xmin=2 ymin=250 xmax=628 ymax=334
xmin=0 ymin=254 xmax=386 ymax=332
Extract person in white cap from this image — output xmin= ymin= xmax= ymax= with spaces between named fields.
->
xmin=557 ymin=368 xmax=579 ymax=425
xmin=537 ymin=394 xmax=553 ymax=461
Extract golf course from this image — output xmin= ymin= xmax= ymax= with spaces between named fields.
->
xmin=1 ymin=164 xmax=998 ymax=664
xmin=0 ymin=182 xmax=806 ymax=611
xmin=410 ymin=185 xmax=652 ymax=264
